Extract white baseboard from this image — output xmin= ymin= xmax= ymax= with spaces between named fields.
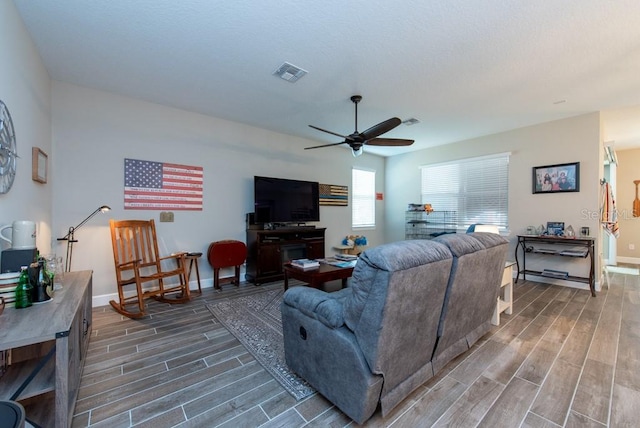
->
xmin=92 ymin=277 xmax=216 ymax=307
xmin=616 ymin=256 xmax=640 ymax=265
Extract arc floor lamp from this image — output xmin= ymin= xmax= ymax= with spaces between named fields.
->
xmin=57 ymin=205 xmax=111 ymax=272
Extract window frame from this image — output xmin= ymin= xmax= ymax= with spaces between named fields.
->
xmin=420 ymin=153 xmax=509 ymax=232
xmin=351 ymin=167 xmax=376 ymax=229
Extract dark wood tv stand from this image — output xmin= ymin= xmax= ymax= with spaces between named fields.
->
xmin=245 ymin=227 xmax=326 ymax=285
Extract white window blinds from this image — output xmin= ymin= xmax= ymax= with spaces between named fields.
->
xmin=420 ymin=154 xmax=509 ymax=229
xmin=352 ymin=168 xmax=375 ymax=228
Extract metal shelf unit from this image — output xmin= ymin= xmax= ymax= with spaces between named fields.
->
xmin=405 ymin=211 xmax=457 ymax=240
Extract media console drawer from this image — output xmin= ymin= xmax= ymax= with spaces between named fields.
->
xmin=246 ymin=228 xmax=326 ymax=285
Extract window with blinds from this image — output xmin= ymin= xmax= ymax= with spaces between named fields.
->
xmin=420 ymin=153 xmax=509 ymax=229
xmin=352 ymin=168 xmax=376 ymax=228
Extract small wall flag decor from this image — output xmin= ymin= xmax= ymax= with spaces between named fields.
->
xmin=319 ymin=183 xmax=348 ymax=206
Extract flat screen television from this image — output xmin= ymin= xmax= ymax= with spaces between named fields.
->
xmin=254 ymin=176 xmax=320 ymax=224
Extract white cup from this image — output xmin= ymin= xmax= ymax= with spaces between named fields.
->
xmin=0 ymin=220 xmax=37 ymax=249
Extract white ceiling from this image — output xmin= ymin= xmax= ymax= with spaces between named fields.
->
xmin=13 ymin=0 xmax=640 ymax=156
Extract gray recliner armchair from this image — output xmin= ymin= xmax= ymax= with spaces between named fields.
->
xmin=281 ymin=239 xmax=453 ymax=423
xmin=281 ymin=234 xmax=508 ymax=424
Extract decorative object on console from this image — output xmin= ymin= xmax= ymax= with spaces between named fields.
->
xmin=31 ymin=147 xmax=47 ymax=183
xmin=565 ymin=225 xmax=575 ymax=237
xmin=305 ymin=95 xmax=414 ymax=157
xmin=0 ymin=220 xmax=37 ymax=250
xmin=57 ymin=205 xmax=111 ymax=272
xmin=546 ymin=222 xmax=565 ymax=236
xmin=342 ymin=235 xmax=367 ymax=255
xmin=319 ymin=183 xmax=348 ymax=206
xmin=532 ymin=162 xmax=580 ymax=194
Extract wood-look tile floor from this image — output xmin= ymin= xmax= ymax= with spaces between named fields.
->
xmin=70 ymin=269 xmax=640 ymax=428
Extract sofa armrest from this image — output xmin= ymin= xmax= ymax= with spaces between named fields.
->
xmin=282 ymin=287 xmax=346 ymax=328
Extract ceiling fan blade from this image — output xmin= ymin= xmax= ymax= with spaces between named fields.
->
xmin=308 ymin=124 xmax=353 ymax=140
xmin=304 ymin=141 xmax=349 ymax=150
xmin=360 ymin=117 xmax=402 ymax=140
xmin=365 ymin=138 xmax=414 ymax=147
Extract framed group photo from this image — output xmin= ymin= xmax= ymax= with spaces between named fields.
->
xmin=532 ymin=162 xmax=579 ymax=194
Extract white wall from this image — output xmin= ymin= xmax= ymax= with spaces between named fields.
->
xmin=386 ymin=113 xmax=603 ymax=289
xmin=614 ymin=148 xmax=640 ymax=263
xmin=0 ymin=1 xmax=52 ymax=255
xmin=4 ymin=0 xmax=607 ymax=303
xmin=51 ymin=82 xmax=386 ymax=304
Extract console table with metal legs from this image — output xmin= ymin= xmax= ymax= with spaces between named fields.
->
xmin=515 ymin=235 xmax=596 ymax=297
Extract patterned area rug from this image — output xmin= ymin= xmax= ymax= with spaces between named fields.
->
xmin=207 ymin=288 xmax=315 ymax=400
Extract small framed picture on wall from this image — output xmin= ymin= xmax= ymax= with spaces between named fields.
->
xmin=532 ymin=162 xmax=579 ymax=194
xmin=32 ymin=147 xmax=48 ymax=184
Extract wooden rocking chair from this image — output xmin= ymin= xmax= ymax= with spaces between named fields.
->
xmin=109 ymin=219 xmax=190 ymax=318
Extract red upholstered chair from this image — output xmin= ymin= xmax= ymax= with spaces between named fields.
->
xmin=207 ymin=240 xmax=247 ymax=289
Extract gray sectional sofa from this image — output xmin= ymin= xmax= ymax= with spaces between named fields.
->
xmin=280 ymin=232 xmax=508 ymax=424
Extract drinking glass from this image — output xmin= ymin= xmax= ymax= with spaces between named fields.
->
xmin=44 ymin=254 xmax=63 ymax=290
xmin=55 ymin=256 xmax=64 ymax=289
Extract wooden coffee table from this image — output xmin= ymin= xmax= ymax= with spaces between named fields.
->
xmin=283 ymin=263 xmax=354 ymax=291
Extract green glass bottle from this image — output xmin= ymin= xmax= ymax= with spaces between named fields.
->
xmin=15 ymin=266 xmax=33 ymax=309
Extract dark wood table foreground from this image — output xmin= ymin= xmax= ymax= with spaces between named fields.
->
xmin=283 ymin=263 xmax=354 ymax=291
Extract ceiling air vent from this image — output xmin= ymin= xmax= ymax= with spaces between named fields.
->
xmin=273 ymin=62 xmax=308 ymax=83
xmin=402 ymin=118 xmax=420 ymax=126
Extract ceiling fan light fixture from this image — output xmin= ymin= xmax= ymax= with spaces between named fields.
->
xmin=273 ymin=62 xmax=308 ymax=83
xmin=305 ymin=95 xmax=413 ymax=155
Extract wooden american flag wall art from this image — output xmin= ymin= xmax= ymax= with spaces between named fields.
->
xmin=319 ymin=183 xmax=348 ymax=206
xmin=124 ymin=158 xmax=203 ymax=210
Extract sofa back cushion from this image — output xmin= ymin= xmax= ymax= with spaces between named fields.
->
xmin=432 ymin=232 xmax=508 ymax=357
xmin=343 ymin=239 xmax=453 ymax=389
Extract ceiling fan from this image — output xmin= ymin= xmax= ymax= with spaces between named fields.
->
xmin=305 ymin=95 xmax=414 ymax=157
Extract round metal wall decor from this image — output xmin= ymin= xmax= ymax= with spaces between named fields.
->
xmin=0 ymin=100 xmax=17 ymax=194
